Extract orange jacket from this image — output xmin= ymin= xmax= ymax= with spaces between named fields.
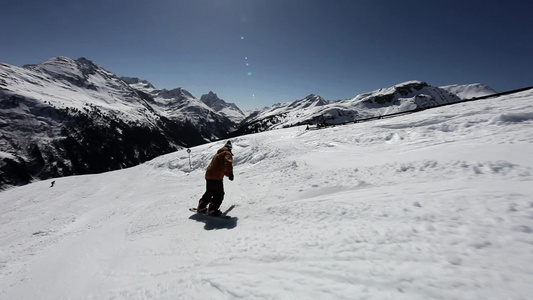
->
xmin=205 ymin=147 xmax=233 ymax=180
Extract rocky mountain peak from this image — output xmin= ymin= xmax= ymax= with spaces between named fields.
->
xmin=159 ymin=87 xmax=194 ymax=100
xmin=200 ymin=91 xmax=246 ymax=123
xmin=288 ymin=94 xmax=328 ymax=109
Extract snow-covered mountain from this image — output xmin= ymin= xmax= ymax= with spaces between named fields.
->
xmin=0 ymin=57 xmax=241 ymax=189
xmin=234 ymin=94 xmax=329 ymax=134
xmin=200 ymin=91 xmax=246 ymax=124
xmin=440 ymin=83 xmax=497 ymax=99
xmin=120 ymin=77 xmax=246 ymax=126
xmin=235 ymin=81 xmax=468 ymax=134
xmin=0 ymin=56 xmax=500 ymax=190
xmin=1 ymin=87 xmax=532 ymax=299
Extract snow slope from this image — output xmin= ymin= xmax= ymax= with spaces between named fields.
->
xmin=2 ymin=57 xmax=147 ymax=118
xmin=1 ymin=88 xmax=532 ymax=299
xmin=440 ymin=83 xmax=497 ymax=99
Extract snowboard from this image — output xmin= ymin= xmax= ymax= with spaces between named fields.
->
xmin=189 ymin=207 xmax=232 ymax=219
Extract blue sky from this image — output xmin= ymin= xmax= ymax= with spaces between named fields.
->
xmin=1 ymin=0 xmax=531 ymax=110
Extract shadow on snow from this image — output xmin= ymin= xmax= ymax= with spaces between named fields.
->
xmin=188 ymin=205 xmax=238 ymax=230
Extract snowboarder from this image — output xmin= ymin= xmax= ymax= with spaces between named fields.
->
xmin=197 ymin=140 xmax=234 ymax=216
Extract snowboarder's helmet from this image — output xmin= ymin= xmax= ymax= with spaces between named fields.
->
xmin=224 ymin=140 xmax=232 ymax=150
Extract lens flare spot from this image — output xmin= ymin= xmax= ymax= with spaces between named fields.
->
xmin=247 ymin=72 xmax=253 ymax=76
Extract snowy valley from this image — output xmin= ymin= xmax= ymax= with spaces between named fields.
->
xmin=0 ymin=87 xmax=532 ymax=299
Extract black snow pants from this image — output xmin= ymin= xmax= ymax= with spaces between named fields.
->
xmin=198 ymin=179 xmax=225 ymax=211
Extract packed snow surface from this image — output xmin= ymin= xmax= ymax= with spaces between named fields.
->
xmin=1 ymin=89 xmax=532 ymax=299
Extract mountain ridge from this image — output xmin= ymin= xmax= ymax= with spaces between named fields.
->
xmin=0 ymin=57 xmax=241 ymax=189
xmin=1 ymin=56 xmax=498 ymax=189
xmin=233 ymin=80 xmax=496 ymax=135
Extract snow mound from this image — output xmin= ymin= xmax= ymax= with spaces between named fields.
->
xmin=489 ymin=112 xmax=533 ymax=124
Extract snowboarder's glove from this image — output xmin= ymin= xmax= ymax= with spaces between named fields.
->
xmin=229 ymin=173 xmax=234 ymax=181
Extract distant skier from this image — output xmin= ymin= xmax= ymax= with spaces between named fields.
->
xmin=197 ymin=140 xmax=234 ymax=216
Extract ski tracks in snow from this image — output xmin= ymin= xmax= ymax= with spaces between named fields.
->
xmin=1 ymin=90 xmax=532 ymax=299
